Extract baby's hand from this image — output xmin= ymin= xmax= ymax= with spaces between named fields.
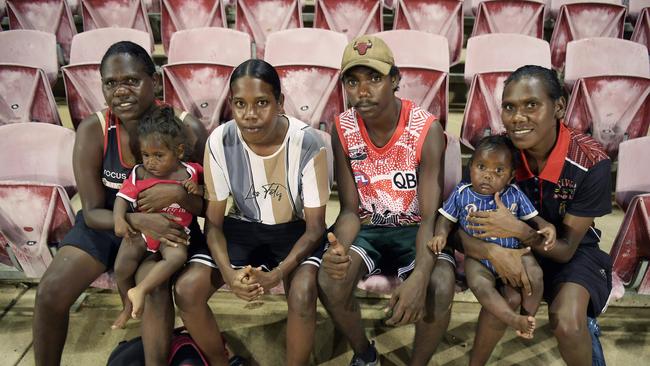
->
xmin=427 ymin=235 xmax=447 ymax=254
xmin=115 ymin=219 xmax=137 ymax=238
xmin=537 ymin=224 xmax=557 ymax=251
xmin=183 ymin=179 xmax=203 ymax=196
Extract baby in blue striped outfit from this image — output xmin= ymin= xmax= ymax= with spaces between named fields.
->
xmin=429 ymin=135 xmax=556 ymax=339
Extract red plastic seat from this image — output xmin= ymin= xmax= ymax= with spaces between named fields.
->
xmin=6 ymin=0 xmax=77 ymax=63
xmin=160 ymin=0 xmax=227 ymax=54
xmin=549 ymin=0 xmax=622 ymax=18
xmin=80 ymin=0 xmax=154 ymax=52
xmin=632 ymin=7 xmax=650 ymax=53
xmin=461 ymin=34 xmax=551 ymax=148
xmin=616 ymin=136 xmax=650 ymax=211
xmin=549 ymin=1 xmax=626 ymax=70
xmin=375 ymin=30 xmax=449 ymax=129
xmin=390 ymin=0 xmax=463 ymax=66
xmin=0 ymin=29 xmax=59 ymax=86
xmin=162 ymin=28 xmax=252 ymax=132
xmin=232 ymin=0 xmax=302 ymax=59
xmin=629 ymin=0 xmax=650 ymax=24
xmin=0 ymin=123 xmax=76 ymax=278
xmin=472 ymin=0 xmax=545 ymax=39
xmin=313 ymin=0 xmax=382 ymax=42
xmin=264 ymin=28 xmax=347 ymax=132
xmin=564 ymin=37 xmax=650 ymax=90
xmin=610 ymin=194 xmax=650 ymax=288
xmin=61 ymin=28 xmax=152 ymax=128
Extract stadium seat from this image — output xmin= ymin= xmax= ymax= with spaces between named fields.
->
xmin=357 ymin=133 xmax=462 ymax=294
xmin=471 ymin=0 xmax=545 ymax=39
xmin=564 ymin=37 xmax=650 ymax=90
xmin=313 ymin=0 xmax=383 ymax=42
xmin=264 ymin=28 xmax=347 ymax=132
xmin=549 ymin=0 xmax=622 ymax=18
xmin=143 ymin=0 xmax=159 ymax=13
xmin=0 ymin=123 xmax=76 ymax=278
xmin=610 ymin=193 xmax=650 ymax=290
xmin=461 ymin=34 xmax=551 ymax=148
xmin=390 ymin=0 xmax=463 ymax=66
xmin=160 ymin=0 xmax=227 ymax=54
xmin=232 ymin=0 xmax=302 ymax=59
xmin=0 ymin=31 xmax=61 ymax=126
xmin=375 ymin=30 xmax=449 ymax=129
xmin=549 ymin=1 xmax=626 ymax=70
xmin=80 ymin=0 xmax=154 ymax=52
xmin=6 ymin=0 xmax=77 ymax=63
xmin=0 ymin=0 xmax=5 ymax=18
xmin=616 ymin=136 xmax=650 ymax=211
xmin=629 ymin=0 xmax=650 ymax=24
xmin=61 ymin=28 xmax=152 ymax=128
xmin=563 ymin=39 xmax=650 ymax=158
xmin=632 ymin=7 xmax=650 ymax=53
xmin=162 ymin=28 xmax=252 ymax=132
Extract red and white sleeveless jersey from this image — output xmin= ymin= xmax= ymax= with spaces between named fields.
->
xmin=335 ymin=99 xmax=436 ymax=226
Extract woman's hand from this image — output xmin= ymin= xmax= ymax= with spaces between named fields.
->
xmin=129 ymin=212 xmax=188 ymax=247
xmin=466 ymin=192 xmax=528 ymax=239
xmin=137 ymin=184 xmax=185 ymax=213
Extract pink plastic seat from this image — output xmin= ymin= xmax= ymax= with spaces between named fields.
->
xmin=632 ymin=7 xmax=650 ymax=53
xmin=549 ymin=0 xmax=622 ymax=18
xmin=357 ymin=133 xmax=462 ymax=294
xmin=160 ymin=0 xmax=227 ymax=54
xmin=629 ymin=0 xmax=650 ymax=24
xmin=264 ymin=28 xmax=347 ymax=132
xmin=232 ymin=0 xmax=302 ymax=59
xmin=610 ymin=193 xmax=650 ymax=288
xmin=80 ymin=0 xmax=154 ymax=51
xmin=0 ymin=123 xmax=76 ymax=278
xmin=390 ymin=0 xmax=463 ymax=66
xmin=461 ymin=34 xmax=551 ymax=148
xmin=313 ymin=0 xmax=383 ymax=42
xmin=375 ymin=30 xmax=450 ymax=129
xmin=564 ymin=38 xmax=650 ymax=90
xmin=61 ymin=28 xmax=152 ymax=128
xmin=549 ymin=1 xmax=626 ymax=70
xmin=0 ymin=29 xmax=59 ymax=85
xmin=6 ymin=0 xmax=76 ymax=63
xmin=472 ymin=0 xmax=545 ymax=39
xmin=1 ymin=0 xmax=6 ymax=17
xmin=616 ymin=136 xmax=650 ymax=211
xmin=163 ymin=28 xmax=252 ymax=132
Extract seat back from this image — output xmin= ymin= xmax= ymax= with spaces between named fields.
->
xmin=549 ymin=2 xmax=626 ymax=70
xmin=632 ymin=7 xmax=650 ymax=55
xmin=629 ymin=0 xmax=650 ymax=23
xmin=564 ymin=38 xmax=650 ymax=90
xmin=265 ymin=28 xmax=347 ymax=131
xmin=0 ymin=65 xmax=61 ymax=126
xmin=80 ymin=0 xmax=154 ymax=51
xmin=160 ymin=0 xmax=227 ymax=54
xmin=0 ymin=29 xmax=59 ymax=85
xmin=610 ymin=193 xmax=650 ymax=285
xmin=472 ymin=0 xmax=545 ymax=39
xmin=233 ymin=0 xmax=302 ymax=58
xmin=549 ymin=0 xmax=622 ymax=18
xmin=313 ymin=0 xmax=382 ymax=41
xmin=564 ymin=76 xmax=650 ymax=158
xmin=616 ymin=136 xmax=650 ymax=211
xmin=464 ymin=33 xmax=551 ymax=85
xmin=375 ymin=30 xmax=450 ymax=128
xmin=61 ymin=28 xmax=152 ymax=128
xmin=163 ymin=28 xmax=252 ymax=132
xmin=391 ymin=0 xmax=463 ymax=66
xmin=6 ymin=0 xmax=77 ymax=63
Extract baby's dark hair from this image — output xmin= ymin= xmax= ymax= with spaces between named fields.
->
xmin=469 ymin=135 xmax=519 ymax=170
xmin=137 ymin=106 xmax=188 ymax=160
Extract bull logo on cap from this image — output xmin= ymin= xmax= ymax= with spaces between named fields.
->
xmin=354 ymin=40 xmax=372 ymax=55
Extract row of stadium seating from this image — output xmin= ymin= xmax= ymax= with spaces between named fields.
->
xmin=1 ymin=0 xmax=650 ymax=66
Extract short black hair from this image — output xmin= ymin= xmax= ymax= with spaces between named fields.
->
xmin=100 ymin=41 xmax=155 ymax=77
xmin=504 ymin=65 xmax=565 ymax=101
xmin=137 ymin=106 xmax=188 ymax=160
xmin=469 ymin=135 xmax=518 ymax=170
xmin=229 ymin=59 xmax=282 ymax=100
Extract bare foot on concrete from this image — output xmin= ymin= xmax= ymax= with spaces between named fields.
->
xmin=127 ymin=287 xmax=145 ymax=319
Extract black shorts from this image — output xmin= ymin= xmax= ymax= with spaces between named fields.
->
xmin=188 ymin=217 xmax=324 ymax=270
xmin=61 ymin=211 xmax=205 ymax=270
xmin=537 ymin=245 xmax=613 ymax=317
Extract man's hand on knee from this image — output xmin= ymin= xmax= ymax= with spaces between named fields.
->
xmin=385 ymin=272 xmax=427 ymax=326
xmin=322 ymin=232 xmax=351 ymax=280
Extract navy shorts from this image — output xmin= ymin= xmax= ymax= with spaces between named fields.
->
xmin=189 ymin=217 xmax=324 ymax=270
xmin=61 ymin=211 xmax=204 ymax=269
xmin=537 ymin=244 xmax=612 ymax=317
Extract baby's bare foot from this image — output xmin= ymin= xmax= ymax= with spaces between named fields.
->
xmin=127 ymin=287 xmax=145 ymax=319
xmin=111 ymin=304 xmax=132 ymax=330
xmin=514 ymin=315 xmax=536 ymax=339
